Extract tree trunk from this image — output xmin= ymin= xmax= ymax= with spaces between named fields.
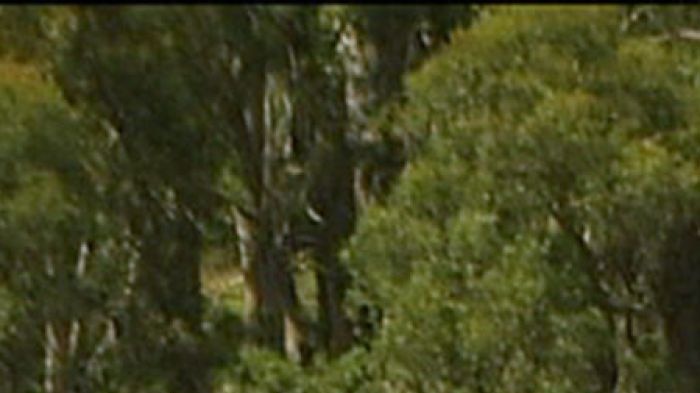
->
xmin=43 ymin=241 xmax=89 ymax=393
xmin=315 ymin=246 xmax=353 ymax=355
xmin=236 ymin=207 xmax=309 ymax=362
xmin=658 ymin=220 xmax=700 ymax=393
xmin=231 ymin=51 xmax=311 ymax=362
xmin=309 ymin=139 xmax=357 ymax=356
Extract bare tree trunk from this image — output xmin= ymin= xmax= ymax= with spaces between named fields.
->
xmin=43 ymin=241 xmax=90 ymax=393
xmin=43 ymin=261 xmax=73 ymax=393
xmin=310 ymin=157 xmax=356 ymax=357
xmin=315 ymin=247 xmax=353 ymax=355
xmin=231 ymin=54 xmax=311 ymax=362
xmin=236 ymin=207 xmax=283 ymax=349
xmin=236 ymin=207 xmax=310 ymax=362
xmin=44 ymin=322 xmax=56 ymax=393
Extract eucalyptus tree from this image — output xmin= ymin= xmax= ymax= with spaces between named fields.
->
xmin=0 ymin=57 xmax=133 ymax=393
xmin=0 ymin=9 xmax=479 ymax=393
xmin=345 ymin=6 xmax=700 ymax=392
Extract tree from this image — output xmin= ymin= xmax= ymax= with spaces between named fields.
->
xmin=0 ymin=56 xmax=129 ymax=393
xmin=344 ymin=6 xmax=700 ymax=392
xmin=33 ymin=6 xmax=224 ymax=392
xmin=44 ymin=6 xmax=479 ymax=368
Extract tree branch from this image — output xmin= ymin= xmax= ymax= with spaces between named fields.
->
xmin=547 ymin=201 xmax=648 ymax=316
xmin=652 ymin=28 xmax=700 ymax=43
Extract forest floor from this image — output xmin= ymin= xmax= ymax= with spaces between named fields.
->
xmin=201 ymin=247 xmax=319 ymax=317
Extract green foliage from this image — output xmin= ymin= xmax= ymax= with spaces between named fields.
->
xmin=6 ymin=4 xmax=700 ymax=393
xmin=0 ymin=59 xmax=122 ymax=393
xmin=344 ymin=6 xmax=700 ymax=392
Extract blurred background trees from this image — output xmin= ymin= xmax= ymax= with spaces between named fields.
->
xmin=2 ymin=4 xmax=700 ymax=393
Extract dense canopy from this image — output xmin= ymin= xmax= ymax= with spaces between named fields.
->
xmin=1 ymin=5 xmax=700 ymax=393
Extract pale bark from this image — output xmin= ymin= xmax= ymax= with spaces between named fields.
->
xmin=232 ymin=54 xmax=311 ymax=361
xmin=43 ymin=241 xmax=89 ymax=393
xmin=236 ymin=207 xmax=309 ymax=361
